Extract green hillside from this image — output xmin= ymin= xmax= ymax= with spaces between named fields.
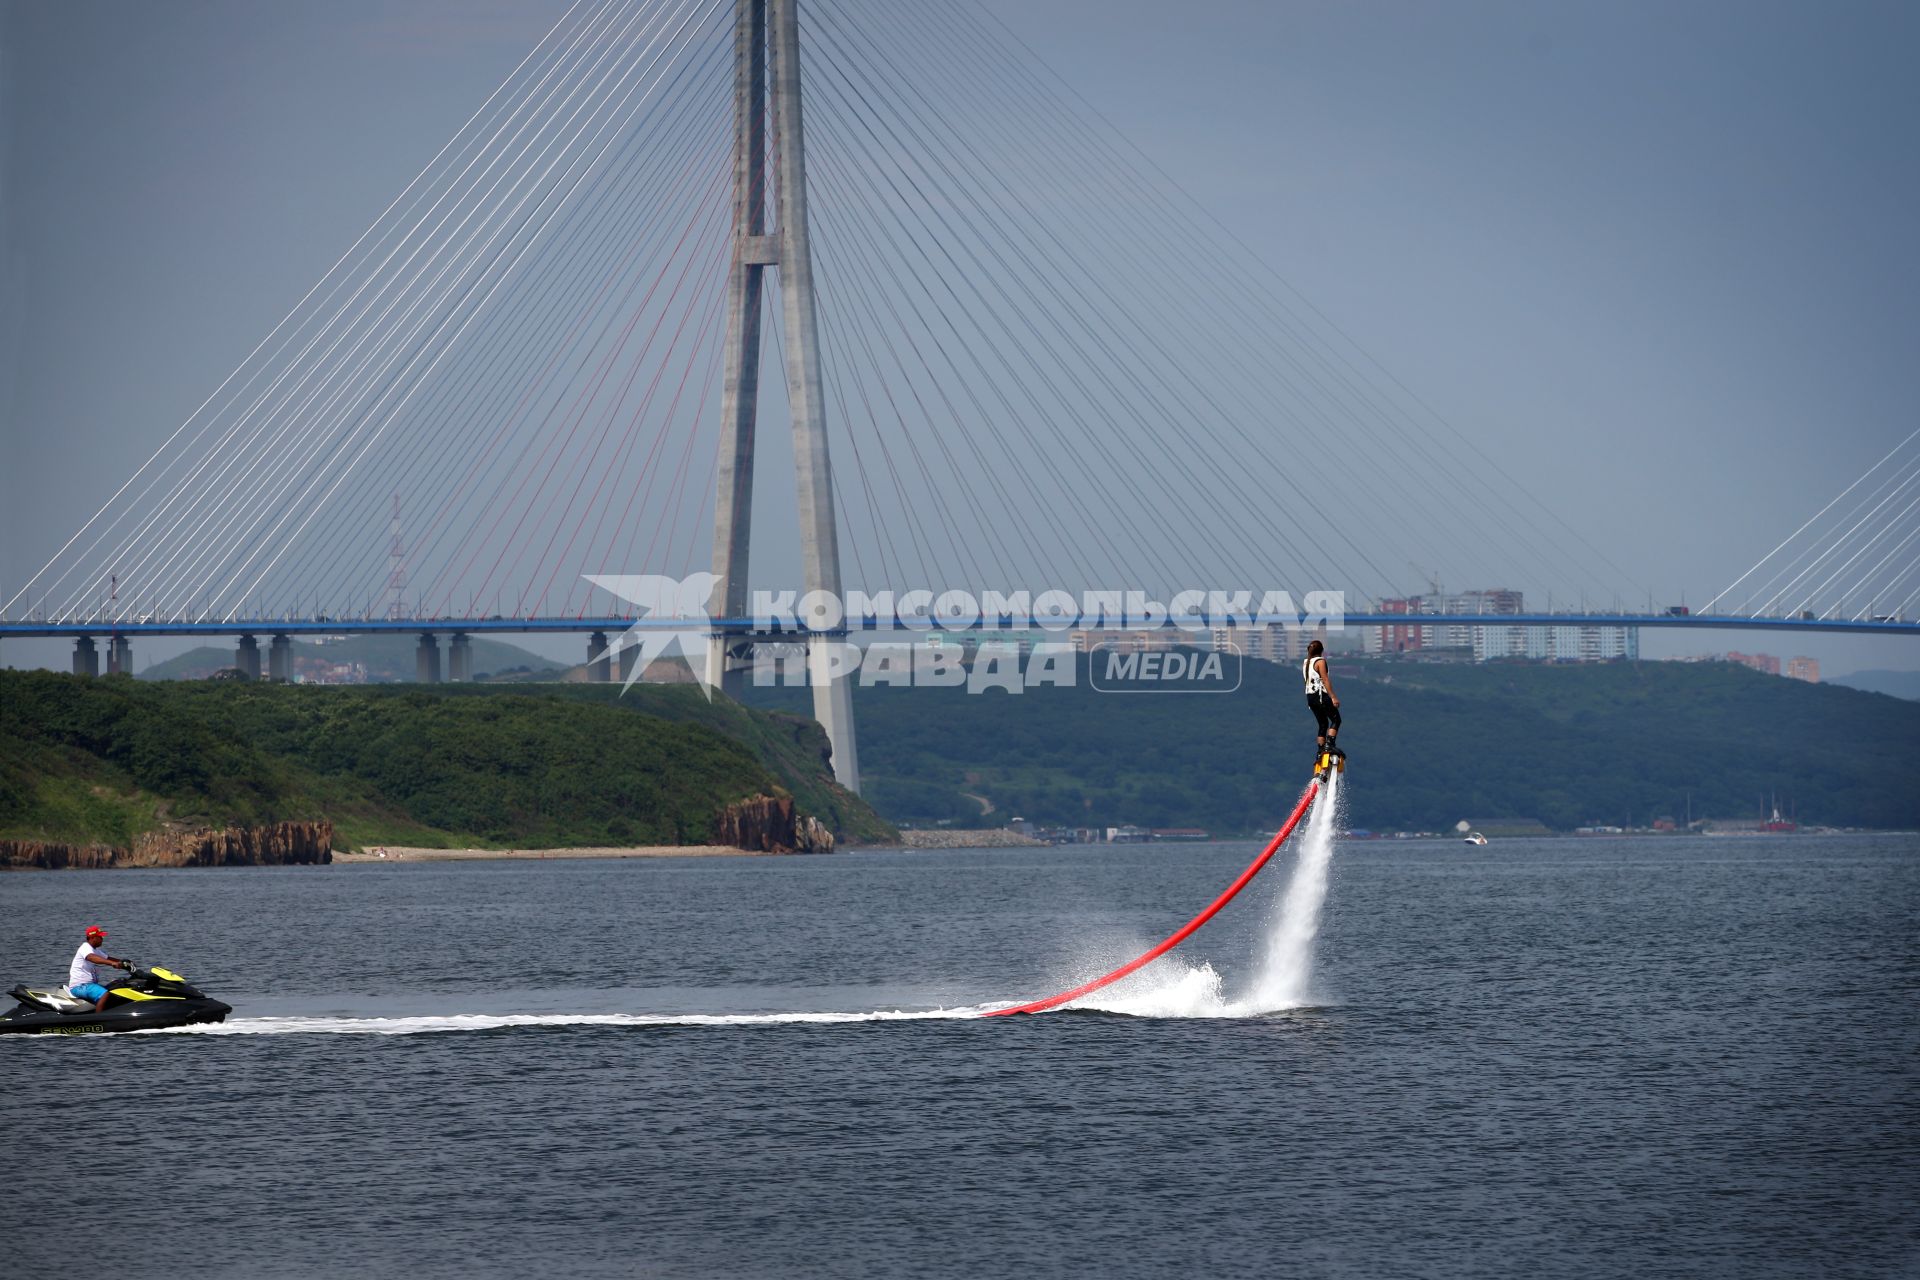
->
xmin=748 ymin=655 xmax=1920 ymax=832
xmin=1833 ymin=668 xmax=1920 ymax=702
xmin=10 ymin=657 xmax=1912 ymax=850
xmin=0 ymin=672 xmax=890 ymax=850
xmin=138 ymin=633 xmax=563 ymax=682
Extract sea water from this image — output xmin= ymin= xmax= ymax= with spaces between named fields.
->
xmin=2 ymin=831 xmax=1914 ymax=1277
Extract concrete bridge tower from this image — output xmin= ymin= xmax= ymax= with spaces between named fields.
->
xmin=706 ymin=0 xmax=860 ymax=792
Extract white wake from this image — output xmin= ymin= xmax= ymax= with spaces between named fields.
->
xmin=141 ymin=778 xmax=1344 ymax=1033
xmin=1049 ymin=771 xmax=1344 ymax=1019
xmin=154 ymin=1007 xmax=998 ymax=1035
xmin=1243 ymin=767 xmax=1342 ymax=1010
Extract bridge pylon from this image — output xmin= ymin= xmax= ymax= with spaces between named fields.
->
xmin=706 ymin=0 xmax=860 ymax=793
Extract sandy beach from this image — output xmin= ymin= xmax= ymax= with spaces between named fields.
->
xmin=334 ymin=844 xmax=764 ymax=864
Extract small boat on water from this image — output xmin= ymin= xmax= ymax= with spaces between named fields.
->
xmin=1463 ymin=831 xmax=1489 ymax=846
xmin=0 ymin=965 xmax=230 ymax=1035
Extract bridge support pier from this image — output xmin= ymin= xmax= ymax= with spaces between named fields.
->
xmin=616 ymin=638 xmax=637 ymax=685
xmin=268 ymin=634 xmax=292 ymax=682
xmin=587 ymin=632 xmax=611 ymax=682
xmin=73 ymin=636 xmax=99 ymax=677
xmin=107 ymin=636 xmax=131 ymax=676
xmin=415 ymin=634 xmax=441 ymax=683
xmin=236 ymin=635 xmax=261 ymax=680
xmin=448 ymin=633 xmax=471 ymax=683
xmin=704 ymin=0 xmax=860 ymax=790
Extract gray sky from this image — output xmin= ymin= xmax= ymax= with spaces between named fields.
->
xmin=3 ymin=0 xmax=1916 ymax=674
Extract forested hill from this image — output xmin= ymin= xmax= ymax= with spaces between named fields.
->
xmin=1833 ymin=669 xmax=1920 ymax=701
xmin=0 ymin=673 xmax=890 ymax=850
xmin=9 ymin=658 xmax=1914 ymax=849
xmin=748 ymin=656 xmax=1920 ymax=833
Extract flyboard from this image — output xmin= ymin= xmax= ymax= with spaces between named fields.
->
xmin=980 ymin=762 xmax=1333 ymax=1018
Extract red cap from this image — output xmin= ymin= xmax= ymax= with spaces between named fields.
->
xmin=85 ymin=926 xmax=107 ymax=942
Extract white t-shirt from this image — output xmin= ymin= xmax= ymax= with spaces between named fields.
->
xmin=69 ymin=942 xmax=107 ymax=989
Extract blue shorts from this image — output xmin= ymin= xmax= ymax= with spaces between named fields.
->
xmin=70 ymin=982 xmax=109 ymax=1003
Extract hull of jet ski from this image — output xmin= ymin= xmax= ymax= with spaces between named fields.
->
xmin=0 ymin=966 xmax=231 ymax=1034
xmin=0 ymin=996 xmax=231 ymax=1035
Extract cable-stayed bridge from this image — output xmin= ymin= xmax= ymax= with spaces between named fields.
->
xmin=6 ymin=0 xmax=1916 ymax=792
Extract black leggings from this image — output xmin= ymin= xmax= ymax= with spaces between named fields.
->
xmin=1307 ymin=693 xmax=1340 ymax=738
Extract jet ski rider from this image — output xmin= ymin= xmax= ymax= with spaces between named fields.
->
xmin=69 ymin=926 xmax=131 ymax=1012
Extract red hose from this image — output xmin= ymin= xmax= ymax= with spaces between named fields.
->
xmin=981 ymin=779 xmax=1321 ymax=1017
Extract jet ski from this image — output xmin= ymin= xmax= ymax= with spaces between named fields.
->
xmin=0 ymin=965 xmax=231 ymax=1035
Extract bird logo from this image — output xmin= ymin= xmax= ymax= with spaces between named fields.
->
xmin=583 ymin=571 xmax=721 ymax=696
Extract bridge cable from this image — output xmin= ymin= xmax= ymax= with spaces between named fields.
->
xmin=949 ymin=0 xmax=1644 ymax=604
xmin=812 ymin=1 xmax=1377 ymax=600
xmin=71 ymin=0 xmax=652 ymax=622
xmin=5 ymin=0 xmax=609 ymax=620
xmin=881 ymin=0 xmax=1580 ymax=605
xmin=296 ymin=30 xmax=733 ymax=615
xmin=804 ymin=38 xmax=1268 ymax=595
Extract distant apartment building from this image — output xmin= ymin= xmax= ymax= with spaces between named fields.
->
xmin=1569 ymin=624 xmax=1638 ymax=661
xmin=1209 ymin=624 xmax=1303 ymax=663
xmin=1435 ymin=588 xmax=1525 ymax=651
xmin=1471 ymin=622 xmax=1637 ymax=662
xmin=1070 ymin=629 xmax=1187 ymax=655
xmin=1364 ymin=597 xmax=1426 ymax=654
xmin=1470 ymin=622 xmax=1532 ymax=662
xmin=1786 ymin=656 xmax=1820 ymax=684
xmin=1366 ymin=586 xmax=1635 ymax=663
xmin=1727 ymin=651 xmax=1782 ymax=676
xmin=1372 ymin=587 xmax=1523 ymax=652
xmin=1453 ymin=588 xmax=1526 ymax=613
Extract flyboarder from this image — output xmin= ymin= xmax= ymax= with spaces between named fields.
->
xmin=1303 ymin=639 xmax=1344 ymax=777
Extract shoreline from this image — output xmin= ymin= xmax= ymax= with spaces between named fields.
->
xmin=898 ymin=830 xmax=1045 ymax=849
xmin=335 ymin=844 xmax=766 ymax=864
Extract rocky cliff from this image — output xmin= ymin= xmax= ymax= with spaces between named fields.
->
xmin=713 ymin=795 xmax=835 ymax=854
xmin=0 ymin=839 xmax=121 ymax=870
xmin=1 ymin=821 xmax=333 ymax=870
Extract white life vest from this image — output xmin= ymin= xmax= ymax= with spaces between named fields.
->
xmin=1302 ymin=655 xmax=1328 ymax=696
